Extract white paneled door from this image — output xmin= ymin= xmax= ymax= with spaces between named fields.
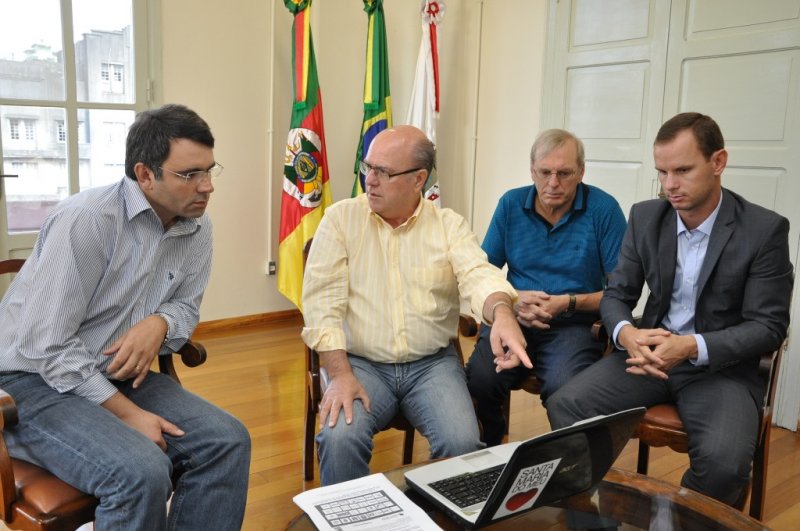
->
xmin=543 ymin=0 xmax=800 ymax=429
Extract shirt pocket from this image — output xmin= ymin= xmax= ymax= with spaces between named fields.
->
xmin=407 ymin=264 xmax=457 ymax=317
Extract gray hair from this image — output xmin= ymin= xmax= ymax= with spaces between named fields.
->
xmin=409 ymin=135 xmax=436 ymax=174
xmin=529 ymin=129 xmax=585 ymax=168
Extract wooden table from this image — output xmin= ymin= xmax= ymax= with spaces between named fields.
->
xmin=287 ymin=465 xmax=768 ymax=530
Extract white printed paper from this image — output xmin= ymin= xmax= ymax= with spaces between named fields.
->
xmin=293 ymin=473 xmax=442 ymax=530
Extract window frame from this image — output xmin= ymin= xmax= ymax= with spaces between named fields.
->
xmin=0 ymin=0 xmax=161 ymax=249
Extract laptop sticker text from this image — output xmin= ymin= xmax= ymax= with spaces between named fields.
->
xmin=493 ymin=457 xmax=561 ymax=519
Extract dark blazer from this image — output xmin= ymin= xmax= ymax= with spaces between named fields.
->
xmin=601 ymin=188 xmax=793 ymax=405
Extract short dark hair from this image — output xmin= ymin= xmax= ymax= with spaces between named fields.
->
xmin=654 ymin=112 xmax=724 ymax=160
xmin=409 ymin=135 xmax=436 ymax=175
xmin=125 ymin=104 xmax=214 ymax=180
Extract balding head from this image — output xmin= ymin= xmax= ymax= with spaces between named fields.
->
xmin=363 ymin=126 xmax=433 ymax=227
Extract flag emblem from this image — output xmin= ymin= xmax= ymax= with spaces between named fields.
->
xmin=284 ymin=128 xmax=323 ymax=207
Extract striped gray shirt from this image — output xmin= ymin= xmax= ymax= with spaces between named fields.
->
xmin=0 ymin=177 xmax=212 ymax=403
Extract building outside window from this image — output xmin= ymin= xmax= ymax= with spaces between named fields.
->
xmin=56 ymin=120 xmax=66 ymax=142
xmin=0 ymin=0 xmax=150 ymax=235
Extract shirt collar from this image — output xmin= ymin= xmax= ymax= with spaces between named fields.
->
xmin=675 ymin=193 xmax=723 ymax=236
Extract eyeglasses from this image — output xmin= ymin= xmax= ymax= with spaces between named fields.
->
xmin=359 ymin=160 xmax=424 ymax=181
xmin=533 ymin=168 xmax=578 ymax=181
xmin=159 ymin=162 xmax=224 ymax=184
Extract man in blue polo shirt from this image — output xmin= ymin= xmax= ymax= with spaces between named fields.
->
xmin=466 ymin=128 xmax=627 ymax=446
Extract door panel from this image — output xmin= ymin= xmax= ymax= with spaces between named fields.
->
xmin=542 ymin=0 xmax=671 ymax=218
xmin=544 ymin=0 xmax=800 ymax=428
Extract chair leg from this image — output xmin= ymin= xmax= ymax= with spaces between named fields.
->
xmin=401 ymin=428 xmax=415 ymax=465
xmin=303 ymin=389 xmax=316 ymax=481
xmin=748 ymin=434 xmax=769 ymax=520
xmin=637 ymin=440 xmax=650 ymax=475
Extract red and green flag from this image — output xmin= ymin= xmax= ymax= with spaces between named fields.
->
xmin=278 ymin=0 xmax=331 ymax=310
xmin=352 ymin=0 xmax=393 ymax=196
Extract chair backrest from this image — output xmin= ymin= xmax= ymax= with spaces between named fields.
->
xmin=0 ymin=259 xmax=24 ymax=276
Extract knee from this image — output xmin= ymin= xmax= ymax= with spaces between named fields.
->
xmin=429 ymin=423 xmax=482 ymax=458
xmin=466 ymin=347 xmax=508 ymax=403
xmin=101 ymin=449 xmax=173 ymax=503
xmin=317 ymin=418 xmax=374 ymax=457
xmin=544 ymin=389 xmax=581 ymax=429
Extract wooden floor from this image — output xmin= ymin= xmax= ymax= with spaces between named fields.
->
xmin=90 ymin=318 xmax=800 ymax=529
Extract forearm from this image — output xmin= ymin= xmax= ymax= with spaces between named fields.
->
xmin=318 ymin=349 xmax=353 ymax=379
xmin=101 ymin=390 xmax=140 ymax=420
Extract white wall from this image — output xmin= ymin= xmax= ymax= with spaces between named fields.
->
xmin=160 ymin=0 xmax=548 ymax=322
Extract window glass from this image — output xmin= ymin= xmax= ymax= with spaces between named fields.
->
xmin=0 ymin=0 xmax=66 ymax=101
xmin=1 ymin=105 xmax=68 ymax=232
xmin=79 ymin=109 xmax=135 ymax=190
xmin=74 ymin=0 xmax=134 ymax=104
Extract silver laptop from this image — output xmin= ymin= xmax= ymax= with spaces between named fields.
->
xmin=404 ymin=407 xmax=645 ymax=529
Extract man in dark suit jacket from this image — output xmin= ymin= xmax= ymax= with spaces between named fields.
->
xmin=546 ymin=112 xmax=793 ymax=506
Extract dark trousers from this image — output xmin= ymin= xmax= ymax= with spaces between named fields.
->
xmin=546 ymin=350 xmax=759 ymax=505
xmin=466 ymin=323 xmax=603 ymax=446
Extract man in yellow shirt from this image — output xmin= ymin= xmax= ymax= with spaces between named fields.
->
xmin=302 ymin=125 xmax=527 ymax=485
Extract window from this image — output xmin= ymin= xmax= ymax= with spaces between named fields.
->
xmin=100 ymin=62 xmax=125 ymax=94
xmin=0 ymin=0 xmax=154 ymax=234
xmin=23 ymin=119 xmax=35 ymax=141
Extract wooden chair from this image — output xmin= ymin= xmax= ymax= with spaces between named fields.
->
xmin=301 ymin=239 xmax=476 ymax=481
xmin=0 ymin=258 xmax=208 ymax=531
xmin=634 ymin=345 xmax=783 ymax=521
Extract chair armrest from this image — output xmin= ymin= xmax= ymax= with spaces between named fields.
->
xmin=306 ymin=346 xmax=323 ymax=408
xmin=591 ymin=319 xmax=608 ymax=344
xmin=158 ymin=339 xmax=208 ymax=384
xmin=459 ymin=314 xmax=479 ymax=338
xmin=177 ymin=340 xmax=207 ymax=368
xmin=0 ymin=389 xmax=19 ymax=521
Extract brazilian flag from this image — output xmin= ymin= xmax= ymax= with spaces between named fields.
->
xmin=352 ymin=0 xmax=393 ymax=196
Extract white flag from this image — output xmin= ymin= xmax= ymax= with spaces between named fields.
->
xmin=406 ymin=0 xmax=445 ymax=206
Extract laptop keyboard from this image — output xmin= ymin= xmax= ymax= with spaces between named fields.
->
xmin=428 ymin=464 xmax=504 ymax=508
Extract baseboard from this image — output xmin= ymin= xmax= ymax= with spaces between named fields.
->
xmin=193 ymin=310 xmax=302 ymax=336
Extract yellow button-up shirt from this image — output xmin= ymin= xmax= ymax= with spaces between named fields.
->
xmin=301 ymin=194 xmax=516 ymax=363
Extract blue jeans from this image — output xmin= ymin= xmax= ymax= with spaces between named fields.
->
xmin=0 ymin=370 xmax=251 ymax=531
xmin=317 ymin=345 xmax=482 ymax=485
xmin=466 ymin=323 xmax=603 ymax=446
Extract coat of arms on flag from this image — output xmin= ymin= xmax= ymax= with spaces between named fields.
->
xmin=284 ymin=128 xmax=324 ymax=207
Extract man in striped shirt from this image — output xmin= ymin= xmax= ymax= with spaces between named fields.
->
xmin=466 ymin=129 xmax=627 ymax=446
xmin=0 ymin=104 xmax=250 ymax=530
xmin=302 ymin=125 xmax=527 ymax=486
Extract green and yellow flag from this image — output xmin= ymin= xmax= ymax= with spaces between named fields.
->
xmin=278 ymin=0 xmax=332 ymax=309
xmin=352 ymin=0 xmax=393 ymax=196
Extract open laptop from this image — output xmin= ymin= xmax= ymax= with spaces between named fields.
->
xmin=404 ymin=407 xmax=645 ymax=529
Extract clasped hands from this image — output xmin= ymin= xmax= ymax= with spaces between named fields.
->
xmin=514 ymin=290 xmax=569 ymax=330
xmin=618 ymin=325 xmax=697 ymax=379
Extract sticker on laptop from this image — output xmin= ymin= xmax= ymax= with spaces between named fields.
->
xmin=493 ymin=457 xmax=561 ymax=519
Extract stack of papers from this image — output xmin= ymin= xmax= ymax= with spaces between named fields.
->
xmin=293 ymin=473 xmax=442 ymax=530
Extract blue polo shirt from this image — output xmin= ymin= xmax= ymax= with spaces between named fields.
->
xmin=482 ymin=182 xmax=626 ymax=321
